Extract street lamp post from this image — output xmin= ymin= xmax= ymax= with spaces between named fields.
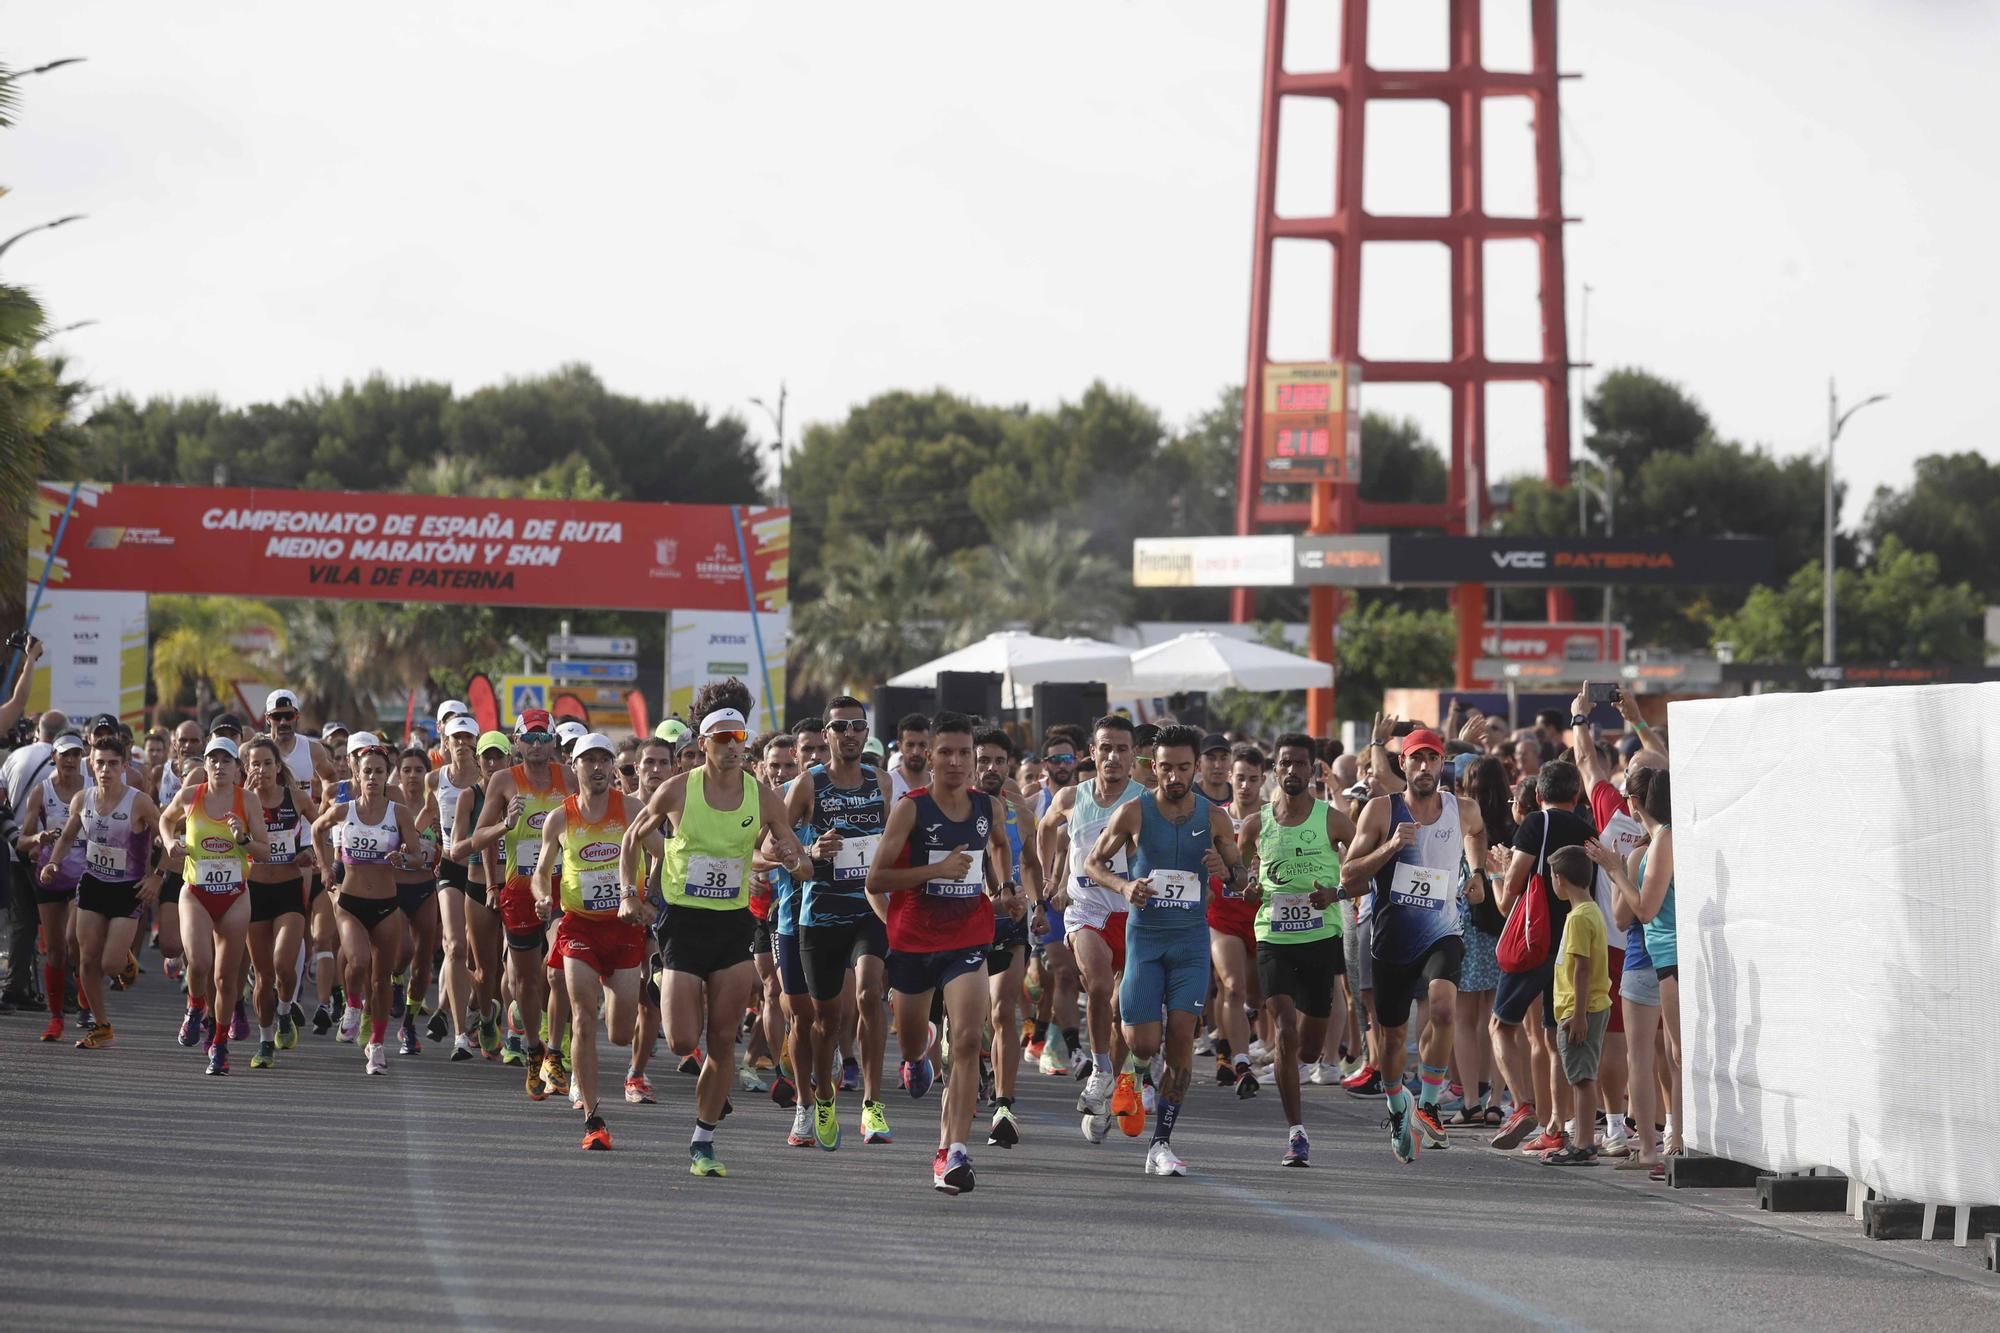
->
xmin=749 ymin=382 xmax=788 ymax=504
xmin=1823 ymin=379 xmax=1890 ymax=667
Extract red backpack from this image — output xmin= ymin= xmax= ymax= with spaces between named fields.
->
xmin=1496 ymin=815 xmax=1553 ymax=974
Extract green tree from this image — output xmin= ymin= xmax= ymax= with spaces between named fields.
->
xmin=961 ymin=520 xmax=1130 ymax=640
xmin=1334 ymin=597 xmax=1456 ymax=722
xmin=791 ymin=531 xmax=963 ymax=694
xmin=1705 ymin=536 xmax=1985 ymax=664
xmin=1864 ymin=452 xmax=2000 ymax=603
xmin=150 ymin=595 xmax=287 ymax=722
xmin=1210 ymin=621 xmax=1310 ymax=738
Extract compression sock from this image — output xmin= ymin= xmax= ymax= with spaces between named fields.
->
xmin=371 ymin=1016 xmax=389 ymax=1045
xmin=1385 ymin=1082 xmax=1411 ymax=1115
xmin=1151 ymin=1097 xmax=1182 ymax=1145
xmin=45 ymin=965 xmax=64 ymax=1017
xmin=691 ymin=1118 xmax=716 ymax=1145
xmin=1419 ymin=1062 xmax=1449 ymax=1109
xmin=259 ymin=1024 xmax=275 ymax=1043
xmin=1214 ymin=1038 xmax=1232 ymax=1062
xmin=188 ymin=995 xmax=208 ymax=1012
xmin=1032 ymin=1020 xmax=1049 ymax=1044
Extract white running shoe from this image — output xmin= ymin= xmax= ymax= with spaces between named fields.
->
xmin=1077 ymin=1068 xmax=1112 ymax=1116
xmin=1247 ymin=1039 xmax=1272 ymax=1063
xmin=1144 ymin=1142 xmax=1187 ymax=1176
xmin=337 ymin=1007 xmax=362 ymax=1044
xmin=1068 ymin=1049 xmax=1090 ymax=1080
xmin=1307 ymin=1061 xmax=1331 ymax=1086
xmin=1192 ymin=1033 xmax=1216 ymax=1057
xmin=1141 ymin=1082 xmax=1157 ymax=1114
xmin=1081 ymin=1110 xmax=1112 ymax=1144
xmin=365 ymin=1041 xmax=387 ymax=1075
xmin=1038 ymin=1046 xmax=1068 ymax=1077
xmin=788 ymin=1103 xmax=814 ymax=1147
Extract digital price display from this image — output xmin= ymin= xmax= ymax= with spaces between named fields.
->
xmin=1259 ymin=362 xmax=1359 ymax=485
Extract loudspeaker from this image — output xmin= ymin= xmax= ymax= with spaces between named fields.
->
xmin=870 ymin=685 xmax=933 ymax=745
xmin=1032 ymin=681 xmax=1108 ymax=742
xmin=1167 ymin=691 xmax=1211 ymax=731
xmin=935 ymin=671 xmax=1003 ymax=725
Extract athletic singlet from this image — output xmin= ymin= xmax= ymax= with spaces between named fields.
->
xmin=279 ymin=733 xmax=315 ymax=786
xmin=1370 ymin=792 xmax=1464 ymax=965
xmin=184 ymin=784 xmax=252 ymax=895
xmin=992 ymin=797 xmax=1025 ymax=917
xmin=503 ymin=763 xmax=564 ymax=878
xmin=1068 ymin=778 xmax=1142 ymax=918
xmin=558 ymin=791 xmax=631 ymax=918
xmin=1128 ymin=791 xmax=1214 ymax=936
xmin=338 ymin=798 xmax=401 ymax=867
xmin=888 ymin=787 xmax=995 ymax=954
xmin=434 ymin=766 xmax=473 ymax=853
xmin=1254 ymin=798 xmax=1342 ymax=945
xmin=83 ymin=785 xmax=146 ymax=884
xmin=258 ymin=784 xmax=303 ymax=865
xmin=37 ymin=778 xmax=88 ymax=888
xmin=799 ymin=764 xmax=887 ymax=928
xmin=660 ymin=767 xmax=760 ymax=912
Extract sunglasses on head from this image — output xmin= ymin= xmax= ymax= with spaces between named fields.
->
xmin=825 ymin=720 xmax=867 ymax=734
xmin=705 ymin=729 xmax=748 ymax=744
xmin=518 ymin=730 xmax=551 ymax=743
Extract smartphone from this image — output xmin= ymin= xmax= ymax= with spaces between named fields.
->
xmin=1391 ymin=720 xmax=1418 ymax=738
xmin=1585 ymin=682 xmax=1622 ymax=705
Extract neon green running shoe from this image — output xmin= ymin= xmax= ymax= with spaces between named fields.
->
xmin=815 ymin=1099 xmax=841 ymax=1151
xmin=250 ymin=1039 xmax=276 ymax=1070
xmin=689 ymin=1141 xmax=727 ymax=1177
xmin=861 ymin=1100 xmax=892 ymax=1145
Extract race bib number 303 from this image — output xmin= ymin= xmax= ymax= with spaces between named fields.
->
xmin=1269 ymin=897 xmax=1325 ymax=933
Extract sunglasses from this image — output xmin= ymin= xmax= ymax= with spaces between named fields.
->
xmin=825 ymin=720 xmax=868 ymax=734
xmin=618 ymin=764 xmax=637 ymax=777
xmin=705 ymin=729 xmax=748 ymax=744
xmin=517 ymin=731 xmax=551 ymax=743
xmin=1045 ymin=752 xmax=1076 ymax=764
xmin=268 ymin=710 xmax=297 ymax=722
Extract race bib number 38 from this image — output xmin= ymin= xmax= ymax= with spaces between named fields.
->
xmin=1148 ymin=869 xmax=1201 ymax=909
xmin=1389 ymin=861 xmax=1449 ymax=911
xmin=685 ymin=854 xmax=743 ymax=900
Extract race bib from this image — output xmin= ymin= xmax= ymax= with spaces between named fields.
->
xmin=347 ymin=832 xmax=390 ymax=864
xmin=685 ymin=854 xmax=743 ymax=901
xmin=1269 ymin=896 xmax=1325 ymax=934
xmin=513 ymin=839 xmax=541 ymax=875
xmin=191 ymin=856 xmax=245 ymax=891
xmin=1389 ymin=861 xmax=1449 ymax=912
xmin=926 ymin=848 xmax=985 ymax=898
xmin=268 ymin=827 xmax=299 ymax=862
xmin=1075 ymin=847 xmax=1127 ymax=889
xmin=574 ymin=866 xmax=620 ymax=913
xmin=832 ymin=834 xmax=879 ymax=883
xmin=87 ymin=842 xmax=128 ymax=877
xmin=1148 ymin=868 xmax=1201 ymax=909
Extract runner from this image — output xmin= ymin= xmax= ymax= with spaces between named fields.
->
xmin=15 ymin=732 xmax=87 ymax=1042
xmin=624 ymin=679 xmax=812 ymax=1178
xmin=622 ymin=733 xmax=675 ymax=1103
xmin=531 ymin=732 xmax=662 ymax=1150
xmin=159 ymin=735 xmax=271 ymax=1075
xmin=242 ymin=735 xmax=319 ymax=1068
xmin=464 ymin=708 xmax=575 ymax=1099
xmin=391 ymin=746 xmax=444 ymax=1055
xmin=1037 ymin=714 xmax=1143 ymax=1143
xmin=264 ymin=689 xmax=336 ymax=796
xmin=1336 ymin=714 xmax=1409 ymax=1098
xmin=40 ymin=733 xmax=162 ymax=1050
xmin=975 ymin=726 xmax=1044 ymax=1148
xmin=1082 ymin=724 xmax=1244 ymax=1177
xmin=748 ymin=731 xmax=801 ymax=1105
xmin=866 ymin=711 xmax=1022 ymax=1194
xmin=1236 ymin=733 xmax=1356 ymax=1166
xmin=1025 ymin=727 xmax=1083 ymax=1077
xmin=1342 ymin=727 xmax=1490 ymax=1163
xmin=886 ymin=712 xmax=930 ymax=801
xmin=446 ymin=730 xmax=514 ymax=1061
xmin=310 ymin=732 xmax=427 ymax=1075
xmin=429 ymin=715 xmax=488 ymax=1060
xmin=1203 ymin=734 xmax=1261 ymax=1095
xmin=788 ymin=695 xmax=895 ymax=1150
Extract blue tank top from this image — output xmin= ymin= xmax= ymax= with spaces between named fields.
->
xmin=1638 ymin=842 xmax=1677 ymax=968
xmin=799 ymin=765 xmax=887 ymax=927
xmin=1129 ymin=791 xmax=1213 ymax=936
xmin=993 ymin=798 xmax=1024 ymax=917
xmin=1370 ymin=793 xmax=1464 ymax=966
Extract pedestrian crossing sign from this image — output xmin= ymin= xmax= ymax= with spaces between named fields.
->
xmin=500 ymin=674 xmax=552 ymax=724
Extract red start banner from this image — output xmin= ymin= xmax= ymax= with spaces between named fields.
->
xmin=1474 ymin=622 xmax=1625 ymax=684
xmin=29 ymin=483 xmax=789 ymax=614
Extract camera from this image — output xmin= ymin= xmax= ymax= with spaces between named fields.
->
xmin=1585 ymin=682 xmax=1623 ymax=705
xmin=4 ymin=631 xmax=29 ymax=652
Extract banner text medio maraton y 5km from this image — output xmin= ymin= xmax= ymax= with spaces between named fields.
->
xmin=28 ymin=483 xmax=789 ymax=614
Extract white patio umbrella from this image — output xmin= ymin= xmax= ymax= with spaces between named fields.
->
xmin=1126 ymin=630 xmax=1332 ymax=693
xmin=888 ymin=630 xmax=1131 ymax=706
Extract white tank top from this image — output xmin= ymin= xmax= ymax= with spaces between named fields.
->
xmin=1067 ymin=778 xmax=1142 ymax=918
xmin=338 ymin=799 xmax=400 ymax=866
xmin=434 ymin=768 xmax=469 ymax=849
xmin=281 ymin=734 xmax=316 ymax=786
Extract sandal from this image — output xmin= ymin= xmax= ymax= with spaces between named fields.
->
xmin=1450 ymin=1105 xmax=1484 ymax=1127
xmin=1649 ymin=1162 xmax=1668 ymax=1181
xmin=1543 ymin=1144 xmax=1598 ymax=1166
xmin=1484 ymin=1104 xmax=1506 ymax=1126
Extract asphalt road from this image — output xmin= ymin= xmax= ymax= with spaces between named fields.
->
xmin=5 ymin=976 xmax=1996 ymax=1332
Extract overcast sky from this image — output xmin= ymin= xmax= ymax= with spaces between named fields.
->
xmin=8 ymin=0 xmax=1994 ymax=524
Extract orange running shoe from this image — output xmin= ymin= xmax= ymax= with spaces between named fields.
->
xmin=1112 ymin=1071 xmax=1145 ymax=1137
xmin=582 ymin=1119 xmax=612 ymax=1151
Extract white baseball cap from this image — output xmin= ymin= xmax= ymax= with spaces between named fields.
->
xmin=346 ymin=730 xmax=384 ymax=756
xmin=443 ymin=715 xmax=479 ymax=738
xmin=435 ymin=699 xmax=470 ymax=723
xmin=321 ymin=721 xmax=349 ymax=742
xmin=264 ymin=688 xmax=300 ymax=714
xmin=572 ymin=732 xmax=616 ymax=758
xmin=700 ymin=708 xmax=749 ymax=736
xmin=204 ymin=736 xmax=241 ymax=759
xmin=52 ymin=733 xmax=85 ymax=754
xmin=555 ymin=720 xmax=590 ymax=746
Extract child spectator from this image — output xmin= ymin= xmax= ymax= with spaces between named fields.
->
xmin=1544 ymin=843 xmax=1611 ymax=1165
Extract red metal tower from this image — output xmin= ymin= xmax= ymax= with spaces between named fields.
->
xmin=1233 ymin=0 xmax=1575 ymax=731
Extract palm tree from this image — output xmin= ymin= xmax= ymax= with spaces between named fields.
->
xmin=964 ymin=520 xmax=1131 ymax=640
xmin=149 ymin=595 xmax=287 ymax=725
xmin=793 ymin=531 xmax=962 ymax=693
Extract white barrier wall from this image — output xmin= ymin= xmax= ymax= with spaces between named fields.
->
xmin=1670 ymin=685 xmax=2000 ymax=1208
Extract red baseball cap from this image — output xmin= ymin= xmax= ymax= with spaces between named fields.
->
xmin=514 ymin=708 xmax=553 ymax=736
xmin=1399 ymin=728 xmax=1446 ymax=758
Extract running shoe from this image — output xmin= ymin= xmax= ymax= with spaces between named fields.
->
xmin=1520 ymin=1129 xmax=1566 ymax=1156
xmin=1037 ymin=1045 xmax=1067 ymax=1077
xmin=582 ymin=1117 xmax=613 ymax=1151
xmin=1248 ymin=1038 xmax=1271 ymax=1063
xmin=936 ymin=1146 xmax=975 ymax=1194
xmin=1141 ymin=1081 xmax=1157 ymax=1115
xmin=625 ymin=1074 xmax=657 ymax=1104
xmin=425 ymin=1009 xmax=449 ymax=1043
xmin=988 ymin=1104 xmax=1020 ymax=1148
xmin=1069 ymin=1049 xmax=1091 ymax=1081
xmin=75 ymin=1021 xmax=114 ymax=1049
xmin=1144 ymin=1142 xmax=1187 ymax=1177
xmin=164 ymin=956 xmax=184 ymax=982
xmin=1026 ymin=1036 xmax=1046 ymax=1062
xmin=678 ymin=1050 xmax=702 ymax=1076
xmin=207 ymin=1042 xmax=230 ymax=1076
xmin=840 ymin=1056 xmax=860 ymax=1092
xmin=1412 ymin=1102 xmax=1450 ymax=1150
xmin=736 ymin=1062 xmax=768 ymax=1092
xmin=229 ymin=1000 xmax=251 ymax=1043
xmin=1306 ymin=1061 xmax=1332 ymax=1086
xmin=1385 ymin=1103 xmax=1418 ymax=1164
xmin=390 ymin=973 xmax=408 ymax=1019
xmin=312 ymin=1004 xmax=333 ymax=1036
xmin=768 ymin=1071 xmax=798 ymax=1109
xmin=450 ymin=1035 xmax=477 ymax=1062
xmin=398 ymin=1017 xmax=421 ymax=1057
xmin=1081 ymin=1108 xmax=1112 ymax=1143
xmin=177 ymin=1006 xmax=205 ymax=1048
xmin=1215 ymin=1058 xmax=1238 ymax=1087
xmin=688 ymin=1141 xmax=727 ymax=1177
xmin=276 ymin=1009 xmax=298 ymax=1050
xmin=1490 ymin=1104 xmax=1539 ymax=1150
xmin=1111 ymin=1072 xmax=1144 ymax=1136
xmin=861 ymin=1100 xmax=892 ymax=1145
xmin=1077 ymin=1068 xmax=1112 ymax=1116
xmin=117 ymin=954 xmax=140 ymax=989
xmin=337 ymin=1007 xmax=362 ymax=1044
xmin=365 ymin=1042 xmax=387 ymax=1076
xmin=1235 ymin=1067 xmax=1261 ymax=1100
xmin=251 ymin=1039 xmax=276 ymax=1069
xmin=1282 ymin=1129 xmax=1311 ymax=1168
xmin=77 ymin=1006 xmax=93 ymax=1030
xmin=479 ymin=1008 xmax=502 ymax=1057
xmin=39 ymin=1016 xmax=63 ymax=1043
xmin=1192 ymin=1032 xmax=1215 ymax=1057
xmin=288 ymin=999 xmax=306 ymax=1030
xmin=525 ymin=1057 xmax=549 ymax=1100
xmin=1340 ymin=1063 xmax=1381 ymax=1096
xmin=814 ymin=1098 xmax=841 ymax=1151
xmin=787 ymin=1105 xmax=815 ymax=1147
xmin=901 ymin=1057 xmax=935 ymax=1100
xmin=501 ymin=1033 xmax=526 ymax=1066
xmin=542 ymin=1053 xmax=570 ymax=1098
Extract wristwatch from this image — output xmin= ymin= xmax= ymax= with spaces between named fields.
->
xmin=618 ymin=885 xmax=639 ymax=901
xmin=1569 ymin=714 xmax=1589 ymax=729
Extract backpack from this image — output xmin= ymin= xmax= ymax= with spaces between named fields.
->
xmin=1496 ymin=814 xmax=1553 ymax=974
